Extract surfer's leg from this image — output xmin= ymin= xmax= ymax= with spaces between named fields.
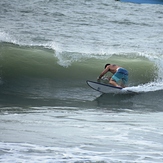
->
xmin=109 ymin=78 xmax=120 ymax=87
xmin=121 ymin=75 xmax=128 ymax=88
xmin=110 ymin=72 xmax=122 ymax=87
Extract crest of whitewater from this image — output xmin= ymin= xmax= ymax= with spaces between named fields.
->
xmin=0 ymin=0 xmax=163 ymax=162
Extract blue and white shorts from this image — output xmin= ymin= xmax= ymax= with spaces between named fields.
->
xmin=111 ymin=68 xmax=128 ymax=84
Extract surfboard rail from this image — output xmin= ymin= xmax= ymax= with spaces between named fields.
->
xmin=86 ymin=80 xmax=137 ymax=94
xmin=86 ymin=80 xmax=122 ymax=93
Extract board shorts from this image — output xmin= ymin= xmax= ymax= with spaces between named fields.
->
xmin=111 ymin=68 xmax=128 ymax=85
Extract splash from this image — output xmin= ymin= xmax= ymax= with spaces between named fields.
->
xmin=124 ymin=81 xmax=163 ymax=93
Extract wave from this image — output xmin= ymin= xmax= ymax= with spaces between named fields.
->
xmin=0 ymin=41 xmax=162 ymax=94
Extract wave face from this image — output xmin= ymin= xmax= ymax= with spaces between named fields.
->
xmin=0 ymin=42 xmax=162 ymax=97
xmin=0 ymin=0 xmax=163 ymax=105
xmin=0 ymin=42 xmax=159 ymax=82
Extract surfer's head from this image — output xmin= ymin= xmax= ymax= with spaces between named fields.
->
xmin=105 ymin=64 xmax=110 ymax=68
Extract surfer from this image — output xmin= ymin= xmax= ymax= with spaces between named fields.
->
xmin=97 ymin=64 xmax=128 ymax=88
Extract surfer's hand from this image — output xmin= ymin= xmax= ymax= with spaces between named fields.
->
xmin=101 ymin=76 xmax=110 ymax=81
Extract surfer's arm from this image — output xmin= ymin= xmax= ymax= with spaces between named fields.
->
xmin=98 ymin=66 xmax=110 ymax=79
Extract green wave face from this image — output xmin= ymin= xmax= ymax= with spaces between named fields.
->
xmin=0 ymin=42 xmax=158 ymax=87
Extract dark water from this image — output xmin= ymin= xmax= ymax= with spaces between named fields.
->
xmin=121 ymin=0 xmax=163 ymax=4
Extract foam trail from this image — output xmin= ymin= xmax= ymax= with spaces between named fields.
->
xmin=124 ymin=81 xmax=163 ymax=93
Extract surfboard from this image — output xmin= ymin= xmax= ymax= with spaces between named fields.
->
xmin=86 ymin=80 xmax=136 ymax=94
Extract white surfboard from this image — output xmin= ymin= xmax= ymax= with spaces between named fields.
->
xmin=86 ymin=80 xmax=136 ymax=94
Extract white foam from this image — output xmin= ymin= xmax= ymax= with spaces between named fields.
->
xmin=0 ymin=31 xmax=13 ymax=43
xmin=1 ymin=141 xmax=163 ymax=163
xmin=124 ymin=81 xmax=163 ymax=93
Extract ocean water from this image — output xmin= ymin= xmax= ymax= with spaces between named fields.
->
xmin=0 ymin=0 xmax=163 ymax=162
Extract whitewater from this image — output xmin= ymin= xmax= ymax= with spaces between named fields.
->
xmin=0 ymin=0 xmax=163 ymax=162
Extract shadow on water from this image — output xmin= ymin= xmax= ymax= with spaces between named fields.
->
xmin=94 ymin=93 xmax=135 ymax=110
xmin=0 ymin=86 xmax=163 ymax=114
xmin=94 ymin=90 xmax=163 ymax=112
